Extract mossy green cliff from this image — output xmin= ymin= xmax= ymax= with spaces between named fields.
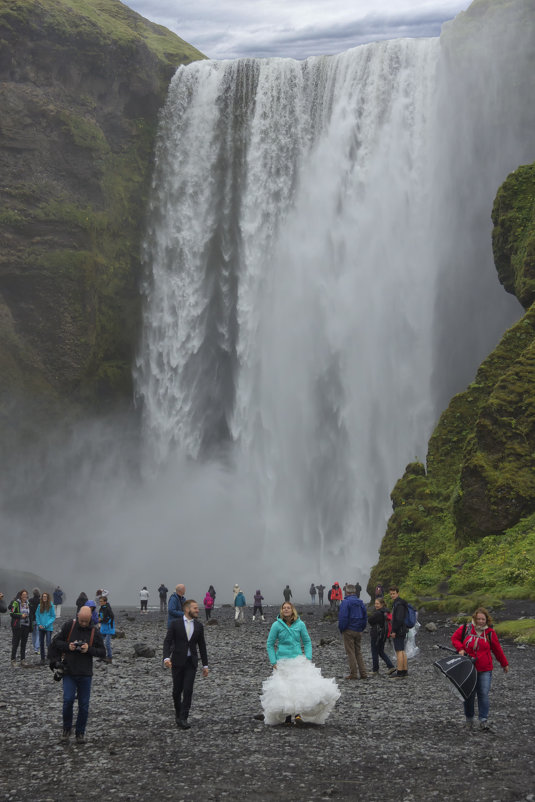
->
xmin=0 ymin=0 xmax=204 ymax=441
xmin=369 ymin=162 xmax=535 ymax=606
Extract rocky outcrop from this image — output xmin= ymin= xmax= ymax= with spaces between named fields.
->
xmin=369 ymin=163 xmax=535 ymax=601
xmin=0 ymin=0 xmax=204 ymax=445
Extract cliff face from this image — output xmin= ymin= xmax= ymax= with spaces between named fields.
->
xmin=0 ymin=0 xmax=204 ymax=442
xmin=369 ymin=163 xmax=535 ymax=604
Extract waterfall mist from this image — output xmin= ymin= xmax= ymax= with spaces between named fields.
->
xmin=2 ymin=7 xmax=534 ymax=604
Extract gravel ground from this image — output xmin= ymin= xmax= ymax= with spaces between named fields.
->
xmin=1 ymin=601 xmax=534 ymax=802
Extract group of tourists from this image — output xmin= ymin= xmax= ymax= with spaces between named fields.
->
xmin=3 ymin=578 xmax=510 ymax=741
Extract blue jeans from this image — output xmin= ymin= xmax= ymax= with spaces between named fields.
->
xmin=103 ymin=633 xmax=112 ymax=659
xmin=63 ymin=675 xmax=92 ymax=735
xmin=464 ymin=670 xmax=492 ymax=721
xmin=32 ymin=625 xmax=40 ymax=651
xmin=39 ymin=629 xmax=52 ymax=661
xmin=370 ymin=638 xmax=394 ymax=672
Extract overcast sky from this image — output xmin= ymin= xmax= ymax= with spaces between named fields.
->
xmin=123 ymin=0 xmax=471 ymax=60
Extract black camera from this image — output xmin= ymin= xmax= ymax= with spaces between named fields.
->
xmin=71 ymin=640 xmax=84 ymax=652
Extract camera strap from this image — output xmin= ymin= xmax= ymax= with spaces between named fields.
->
xmin=66 ymin=619 xmax=96 ymax=648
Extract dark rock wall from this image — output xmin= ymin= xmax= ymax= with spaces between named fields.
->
xmin=0 ymin=0 xmax=204 ymax=441
xmin=370 ymin=163 xmax=535 ymax=598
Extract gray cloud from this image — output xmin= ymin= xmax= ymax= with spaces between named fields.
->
xmin=124 ymin=1 xmax=469 ymax=60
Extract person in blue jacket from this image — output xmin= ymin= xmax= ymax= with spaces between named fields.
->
xmin=338 ymin=584 xmax=368 ymax=679
xmin=35 ymin=591 xmax=56 ymax=665
xmin=98 ymin=595 xmax=115 ymax=663
xmin=234 ymin=588 xmax=246 ymax=622
xmin=168 ymin=584 xmax=186 ymax=627
xmin=260 ymin=602 xmax=340 ymax=726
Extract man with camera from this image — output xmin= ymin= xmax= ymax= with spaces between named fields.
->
xmin=54 ymin=605 xmax=105 ymax=743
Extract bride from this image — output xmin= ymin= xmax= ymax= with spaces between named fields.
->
xmin=260 ymin=602 xmax=340 ymax=725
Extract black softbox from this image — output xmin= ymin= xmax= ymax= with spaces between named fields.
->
xmin=433 ymin=654 xmax=477 ymax=701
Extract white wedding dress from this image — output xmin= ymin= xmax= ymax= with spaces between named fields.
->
xmin=260 ymin=655 xmax=340 ymax=725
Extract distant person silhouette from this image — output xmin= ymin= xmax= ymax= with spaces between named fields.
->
xmin=283 ymin=585 xmax=292 ymax=603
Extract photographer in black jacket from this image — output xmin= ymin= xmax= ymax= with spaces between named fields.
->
xmin=54 ymin=605 xmax=105 ymax=743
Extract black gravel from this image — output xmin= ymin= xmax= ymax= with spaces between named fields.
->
xmin=1 ymin=601 xmax=534 ymax=802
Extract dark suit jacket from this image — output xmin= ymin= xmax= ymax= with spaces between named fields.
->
xmin=163 ymin=617 xmax=208 ymax=668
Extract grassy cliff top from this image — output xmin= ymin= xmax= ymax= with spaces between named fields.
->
xmin=0 ymin=0 xmax=206 ymax=67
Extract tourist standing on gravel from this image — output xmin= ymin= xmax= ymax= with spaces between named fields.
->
xmin=316 ymin=584 xmax=325 ymax=605
xmin=35 ymin=591 xmax=56 ymax=665
xmin=368 ymin=597 xmax=396 ymax=676
xmin=208 ymin=585 xmax=216 ymax=602
xmin=139 ymin=586 xmax=149 ymax=613
xmin=163 ymin=599 xmax=209 ymax=729
xmin=54 ymin=605 xmax=105 ymax=743
xmin=203 ymin=590 xmax=214 ymax=620
xmin=98 ymin=595 xmax=115 ymax=663
xmin=331 ymin=582 xmax=343 ymax=610
xmin=75 ymin=591 xmax=88 ymax=612
xmin=9 ymin=589 xmax=31 ymax=666
xmin=168 ymin=584 xmax=186 ymax=626
xmin=283 ymin=585 xmax=292 ymax=602
xmin=234 ymin=587 xmax=246 ymax=621
xmin=29 ymin=587 xmax=41 ymax=653
xmin=451 ymin=607 xmax=509 ymax=731
xmin=253 ymin=590 xmax=265 ymax=621
xmin=53 ymin=586 xmax=64 ymax=618
xmin=309 ymin=583 xmax=316 ymax=604
xmin=388 ymin=586 xmax=408 ymax=678
xmin=261 ymin=601 xmax=340 ymax=725
xmin=338 ymin=585 xmax=368 ymax=680
xmin=158 ymin=583 xmax=169 ymax=613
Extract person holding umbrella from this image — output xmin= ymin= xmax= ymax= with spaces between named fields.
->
xmin=451 ymin=607 xmax=509 ymax=732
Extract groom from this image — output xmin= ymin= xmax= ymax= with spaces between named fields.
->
xmin=163 ymin=599 xmax=209 ymax=729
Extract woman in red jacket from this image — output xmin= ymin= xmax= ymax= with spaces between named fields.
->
xmin=451 ymin=607 xmax=509 ymax=732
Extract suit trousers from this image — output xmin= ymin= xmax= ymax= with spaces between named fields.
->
xmin=172 ymin=657 xmax=197 ymax=720
xmin=343 ymin=629 xmax=367 ymax=678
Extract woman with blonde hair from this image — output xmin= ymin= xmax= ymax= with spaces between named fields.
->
xmin=35 ymin=591 xmax=56 ymax=665
xmin=260 ymin=601 xmax=340 ymax=726
xmin=451 ymin=606 xmax=509 ymax=732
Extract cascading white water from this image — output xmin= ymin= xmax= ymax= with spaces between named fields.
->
xmin=136 ymin=40 xmax=445 ymax=581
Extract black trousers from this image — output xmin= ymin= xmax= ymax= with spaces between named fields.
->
xmin=11 ymin=626 xmax=30 ymax=660
xmin=172 ymin=657 xmax=197 ymax=720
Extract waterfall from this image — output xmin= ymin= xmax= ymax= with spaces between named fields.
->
xmin=136 ymin=40 xmax=447 ymax=582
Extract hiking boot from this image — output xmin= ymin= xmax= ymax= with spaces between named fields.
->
xmin=61 ymin=729 xmax=71 ymax=741
xmin=11 ymin=660 xmax=18 ymax=668
xmin=75 ymin=733 xmax=85 ymax=744
xmin=464 ymin=719 xmax=475 ymax=732
xmin=479 ymin=721 xmax=495 ymax=733
xmin=344 ymin=675 xmax=358 ymax=680
xmin=387 ymin=667 xmax=397 ymax=675
xmin=20 ymin=659 xmax=28 ymax=667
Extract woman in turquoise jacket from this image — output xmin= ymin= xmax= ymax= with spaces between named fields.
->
xmin=261 ymin=602 xmax=339 ymax=726
xmin=35 ymin=591 xmax=56 ymax=665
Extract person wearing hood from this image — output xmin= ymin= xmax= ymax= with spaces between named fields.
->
xmin=86 ymin=601 xmax=99 ymax=626
xmin=331 ymin=582 xmax=343 ymax=610
xmin=451 ymin=607 xmax=509 ymax=732
xmin=75 ymin=592 xmax=88 ymax=612
xmin=253 ymin=590 xmax=265 ymax=621
xmin=309 ymin=583 xmax=317 ymax=604
xmin=203 ymin=590 xmax=214 ymax=620
xmin=260 ymin=602 xmax=340 ymax=726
